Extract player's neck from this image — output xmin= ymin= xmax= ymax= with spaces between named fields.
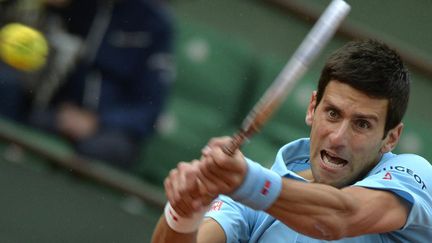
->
xmin=297 ymin=169 xmax=314 ymax=182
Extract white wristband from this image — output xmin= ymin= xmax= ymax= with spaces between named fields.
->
xmin=164 ymin=202 xmax=207 ymax=233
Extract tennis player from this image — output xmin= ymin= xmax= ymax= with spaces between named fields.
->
xmin=152 ymin=40 xmax=432 ymax=242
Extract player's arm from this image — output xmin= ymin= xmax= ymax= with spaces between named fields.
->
xmin=151 ymin=215 xmax=196 ymax=243
xmin=266 ymin=178 xmax=410 ymax=240
xmin=197 ymin=140 xmax=410 ymax=240
xmin=151 ymin=160 xmax=227 ymax=243
xmin=151 ymin=213 xmax=226 ymax=243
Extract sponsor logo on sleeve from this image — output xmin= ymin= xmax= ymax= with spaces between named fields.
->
xmin=383 ymin=172 xmax=392 ymax=180
xmin=210 ymin=200 xmax=223 ymax=212
xmin=375 ymin=165 xmax=427 ymax=190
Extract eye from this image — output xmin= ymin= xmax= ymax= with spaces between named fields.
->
xmin=355 ymin=119 xmax=371 ymax=130
xmin=327 ymin=109 xmax=339 ymax=120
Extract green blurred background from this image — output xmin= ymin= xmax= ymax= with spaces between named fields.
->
xmin=1 ymin=0 xmax=431 ymax=242
xmin=140 ymin=0 xmax=432 ymax=181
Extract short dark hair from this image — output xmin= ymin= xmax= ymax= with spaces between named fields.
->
xmin=316 ymin=39 xmax=410 ymax=137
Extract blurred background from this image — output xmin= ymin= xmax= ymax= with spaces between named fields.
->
xmin=0 ymin=0 xmax=431 ymax=242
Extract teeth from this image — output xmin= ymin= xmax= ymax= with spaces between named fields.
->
xmin=323 ymin=153 xmax=346 ymax=168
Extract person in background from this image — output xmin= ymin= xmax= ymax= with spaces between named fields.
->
xmin=0 ymin=0 xmax=175 ymax=169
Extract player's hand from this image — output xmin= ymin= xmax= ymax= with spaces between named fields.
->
xmin=197 ymin=136 xmax=248 ymax=196
xmin=164 ymin=160 xmax=215 ymax=217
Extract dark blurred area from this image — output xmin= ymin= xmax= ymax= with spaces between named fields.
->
xmin=0 ymin=1 xmax=174 ymax=241
xmin=0 ymin=0 xmax=175 ymax=169
xmin=0 ymin=0 xmax=431 ymax=242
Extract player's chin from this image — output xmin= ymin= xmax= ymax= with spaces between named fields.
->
xmin=314 ymin=171 xmax=346 ymax=188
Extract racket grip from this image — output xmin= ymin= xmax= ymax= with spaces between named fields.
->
xmin=222 ymin=131 xmax=248 ymax=156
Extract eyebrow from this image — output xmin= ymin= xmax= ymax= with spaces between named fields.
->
xmin=352 ymin=113 xmax=379 ymax=123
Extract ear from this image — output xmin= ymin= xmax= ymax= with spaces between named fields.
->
xmin=305 ymin=91 xmax=317 ymax=126
xmin=381 ymin=123 xmax=404 ymax=153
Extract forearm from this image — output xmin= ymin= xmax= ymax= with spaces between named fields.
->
xmin=266 ymin=178 xmax=358 ymax=239
xmin=151 ymin=215 xmax=197 ymax=243
xmin=153 ymin=161 xmax=210 ymax=243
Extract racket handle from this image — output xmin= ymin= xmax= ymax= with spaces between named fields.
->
xmin=222 ymin=131 xmax=248 ymax=156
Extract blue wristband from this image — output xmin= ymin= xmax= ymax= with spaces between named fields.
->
xmin=229 ymin=159 xmax=282 ymax=210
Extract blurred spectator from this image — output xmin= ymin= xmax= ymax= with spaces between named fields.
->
xmin=0 ymin=0 xmax=175 ymax=169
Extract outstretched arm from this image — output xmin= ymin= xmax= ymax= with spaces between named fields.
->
xmin=267 ymin=179 xmax=409 ymax=240
xmin=196 ymin=137 xmax=410 ymax=240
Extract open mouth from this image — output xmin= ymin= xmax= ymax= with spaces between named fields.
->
xmin=321 ymin=150 xmax=348 ymax=169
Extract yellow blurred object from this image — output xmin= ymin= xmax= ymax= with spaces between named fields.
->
xmin=0 ymin=23 xmax=49 ymax=72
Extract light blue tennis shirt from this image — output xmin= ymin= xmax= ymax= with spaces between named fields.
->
xmin=205 ymin=138 xmax=432 ymax=242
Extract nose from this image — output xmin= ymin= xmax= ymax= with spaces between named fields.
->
xmin=328 ymin=121 xmax=349 ymax=148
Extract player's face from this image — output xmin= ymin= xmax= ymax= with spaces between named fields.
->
xmin=305 ymin=80 xmax=402 ymax=188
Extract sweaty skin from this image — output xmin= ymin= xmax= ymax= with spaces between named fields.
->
xmin=306 ymin=81 xmax=401 ymax=188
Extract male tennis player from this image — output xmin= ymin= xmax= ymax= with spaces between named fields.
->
xmin=152 ymin=40 xmax=432 ymax=242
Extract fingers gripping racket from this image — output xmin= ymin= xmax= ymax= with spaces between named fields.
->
xmin=223 ymin=0 xmax=351 ymax=155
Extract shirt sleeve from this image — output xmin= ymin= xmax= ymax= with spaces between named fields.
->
xmin=204 ymin=195 xmax=256 ymax=243
xmin=353 ymin=154 xmax=432 ymax=231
